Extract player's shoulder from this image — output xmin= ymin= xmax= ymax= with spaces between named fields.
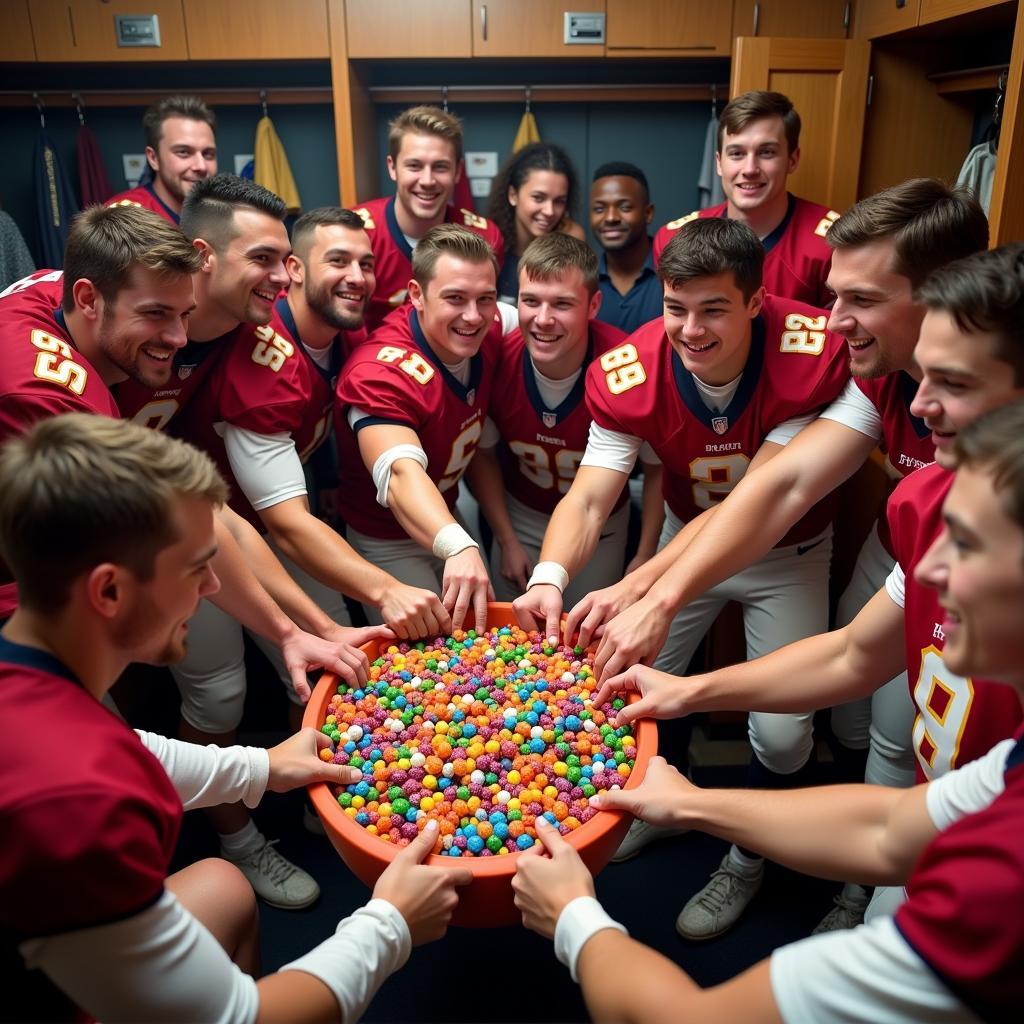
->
xmin=659 ymin=207 xmax=706 ymax=234
xmin=890 ymin=461 xmax=950 ymax=510
xmin=590 ymin=318 xmax=628 ymax=355
xmin=585 ymin=320 xmax=661 ymax=398
xmin=352 ymin=196 xmax=389 ymax=232
xmin=0 ymin=269 xmax=64 ymax=305
xmin=790 ymin=196 xmax=842 ymax=242
xmin=105 ymin=186 xmax=147 ymax=209
xmin=759 ymin=294 xmax=843 ymax=355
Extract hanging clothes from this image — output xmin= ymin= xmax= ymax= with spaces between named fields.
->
xmin=254 ymin=115 xmax=302 ymax=213
xmin=512 ymin=109 xmax=541 ymax=153
xmin=33 ymin=130 xmax=79 ymax=268
xmin=956 ymin=141 xmax=996 ymax=215
xmin=697 ymin=113 xmax=725 ymax=210
xmin=0 ymin=210 xmax=35 ymax=289
xmin=76 ymin=124 xmax=114 ymax=207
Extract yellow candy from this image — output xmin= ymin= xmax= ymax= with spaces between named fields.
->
xmin=423 ymin=774 xmax=438 ymax=790
xmin=397 ymin=758 xmax=411 ymax=770
xmin=379 ymin=802 xmax=393 ymax=816
xmin=351 ymin=795 xmax=365 ymax=809
xmin=552 ymin=761 xmax=568 ymax=776
xmin=366 ymin=824 xmax=378 ymax=835
xmin=484 ymin=739 xmax=501 ymax=753
xmin=507 ymin=798 xmax=521 ymax=811
xmin=506 ymin=769 xmax=521 ymax=785
xmin=617 ymin=762 xmax=631 ymax=777
xmin=543 ymin=785 xmax=558 ymax=798
xmin=419 ymin=797 xmax=433 ymax=810
xmin=344 ymin=807 xmax=358 ymax=818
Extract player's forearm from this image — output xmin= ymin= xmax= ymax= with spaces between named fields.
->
xmin=538 ymin=493 xmax=615 ymax=579
xmin=386 ymin=461 xmax=463 ymax=552
xmin=464 ymin=450 xmax=518 ymax=549
xmin=633 ymin=463 xmax=666 ymax=561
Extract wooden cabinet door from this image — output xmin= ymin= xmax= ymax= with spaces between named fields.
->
xmin=731 ymin=36 xmax=871 ymax=210
xmin=919 ymin=0 xmax=1008 ymax=25
xmin=183 ymin=0 xmax=329 ymax=60
xmin=732 ymin=0 xmax=851 ymax=40
xmin=1 ymin=0 xmax=37 ymax=61
xmin=472 ymin=0 xmax=605 ymax=57
xmin=32 ymin=0 xmax=188 ymax=61
xmin=855 ymin=0 xmax=921 ymax=38
xmin=605 ymin=0 xmax=732 ymax=56
xmin=345 ymin=0 xmax=471 ymax=58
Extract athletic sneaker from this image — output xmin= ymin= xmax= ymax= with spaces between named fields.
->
xmin=610 ymin=819 xmax=689 ymax=862
xmin=224 ymin=838 xmax=320 ymax=910
xmin=812 ymin=892 xmax=867 ymax=933
xmin=675 ymin=854 xmax=763 ymax=940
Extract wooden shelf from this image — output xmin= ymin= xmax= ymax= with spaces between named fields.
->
xmin=928 ymin=63 xmax=1008 ymax=93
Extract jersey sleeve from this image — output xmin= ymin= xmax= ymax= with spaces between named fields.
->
xmin=819 ymin=378 xmax=885 ymax=440
xmin=885 ymin=561 xmax=906 ymax=609
xmin=925 ymin=738 xmax=1013 ymax=831
xmin=0 ymin=391 xmax=104 ymax=444
xmin=336 ymin=353 xmax=425 ymax=431
xmin=223 ymin=425 xmax=308 ymax=511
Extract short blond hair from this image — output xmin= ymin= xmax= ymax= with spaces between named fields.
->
xmin=62 ymin=205 xmax=202 ymax=312
xmin=388 ymin=105 xmax=464 ymax=163
xmin=0 ymin=414 xmax=227 ymax=613
xmin=519 ymin=233 xmax=598 ymax=296
xmin=412 ymin=224 xmax=498 ymax=288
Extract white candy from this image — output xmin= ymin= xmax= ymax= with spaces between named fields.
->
xmin=422 ymin=721 xmax=435 ymax=732
xmin=434 ymin=682 xmax=445 ymax=690
xmin=591 ymin=761 xmax=605 ymax=773
xmin=348 ymin=724 xmax=363 ymax=742
xmin=389 ymin=720 xmax=403 ymax=733
xmin=561 ymin=671 xmax=575 ymax=684
xmin=410 ymin=676 xmax=422 ymax=686
xmin=410 ymin=752 xmax=426 ymax=767
xmin=416 ymin=809 xmax=426 ymax=820
xmin=530 ymin=725 xmax=543 ymax=739
xmin=518 ymin=658 xmax=532 ymax=669
xmin=484 ymin=648 xmax=495 ymax=657
xmin=546 ymin=635 xmax=558 ymax=647
xmin=438 ymin=660 xmax=449 ymax=671
xmin=470 ymin=769 xmax=485 ymax=785
xmin=461 ymin=693 xmax=474 ymax=705
xmin=475 ymin=808 xmax=487 ymax=820
xmin=583 ymin=719 xmax=597 ymax=732
xmin=441 ymin=763 xmax=455 ymax=777
xmin=442 ymin=834 xmax=454 ymax=850
xmin=496 ymin=790 xmax=511 ymax=804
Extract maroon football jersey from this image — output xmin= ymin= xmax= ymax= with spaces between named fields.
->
xmin=652 ymin=195 xmax=838 ymax=307
xmin=491 ymin=320 xmax=627 ymax=515
xmin=895 ymin=731 xmax=1024 ymax=1022
xmin=106 ymin=183 xmax=180 ymax=225
xmin=334 ymin=304 xmax=501 ymax=539
xmin=173 ymin=298 xmax=344 ymax=530
xmin=586 ymin=294 xmax=849 ymax=545
xmin=887 ymin=464 xmax=1023 ymax=781
xmin=353 ymin=196 xmax=504 ymax=332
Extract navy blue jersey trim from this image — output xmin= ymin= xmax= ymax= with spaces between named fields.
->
xmin=409 ymin=308 xmax=482 ymax=406
xmin=759 ymin=194 xmax=797 ymax=255
xmin=0 ymin=634 xmax=83 ymax=689
xmin=145 ymin=184 xmax=180 ymax=225
xmin=384 ymin=197 xmax=415 ymax=262
xmin=274 ymin=297 xmax=342 ymax=384
xmin=899 ymin=372 xmax=931 ymax=440
xmin=352 ymin=415 xmax=408 ymax=434
xmin=521 ymin=338 xmax=591 ymax=425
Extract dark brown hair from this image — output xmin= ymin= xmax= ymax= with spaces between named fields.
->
xmin=718 ymin=90 xmax=800 ymax=153
xmin=518 ymin=233 xmax=598 ymax=296
xmin=412 ymin=224 xmax=498 ymax=288
xmin=657 ymin=217 xmax=764 ymax=300
xmin=142 ymin=95 xmax=216 ymax=150
xmin=954 ymin=399 xmax=1024 ymax=533
xmin=291 ymin=207 xmax=367 ymax=261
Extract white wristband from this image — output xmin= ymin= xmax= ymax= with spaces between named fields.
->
xmin=432 ymin=523 xmax=479 ymax=560
xmin=527 ymin=560 xmax=569 ymax=593
xmin=371 ymin=443 xmax=428 ymax=507
xmin=554 ymin=896 xmax=628 ymax=982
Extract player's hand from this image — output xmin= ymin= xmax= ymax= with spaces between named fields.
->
xmin=497 ymin=535 xmax=533 ymax=593
xmin=266 ymin=727 xmax=362 ymax=793
xmin=373 ymin=820 xmax=473 ymax=945
xmin=512 ymin=583 xmax=564 ymax=643
xmin=512 ymin=817 xmax=595 ymax=939
xmin=441 ymin=547 xmax=493 ymax=634
xmin=379 ymin=582 xmax=451 ymax=641
xmin=589 ymin=755 xmax=695 ymax=827
xmin=279 ymin=625 xmax=389 ymax=702
xmin=590 ymin=664 xmax=691 ymax=727
xmin=564 ymin=574 xmax=647 ymax=652
xmin=319 ymin=622 xmax=395 ymax=683
xmin=593 ymin=597 xmax=671 ymax=684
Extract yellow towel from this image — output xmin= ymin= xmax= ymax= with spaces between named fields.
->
xmin=512 ymin=110 xmax=541 ymax=152
xmin=255 ymin=115 xmax=302 ymax=213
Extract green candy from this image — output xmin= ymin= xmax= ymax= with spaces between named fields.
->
xmin=392 ymin=797 xmax=410 ymax=815
xmin=337 ymin=792 xmax=353 ymax=807
xmin=486 ymin=835 xmax=503 ymax=853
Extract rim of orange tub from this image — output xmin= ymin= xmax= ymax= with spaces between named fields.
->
xmin=305 ymin=602 xmax=658 ymax=927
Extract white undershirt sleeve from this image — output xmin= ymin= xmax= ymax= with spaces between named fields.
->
xmin=764 ymin=410 xmax=819 ymax=447
xmin=497 ymin=301 xmax=519 ymax=337
xmin=20 ymin=891 xmax=260 ymax=1024
xmin=222 ymin=425 xmax=307 ymax=511
xmin=479 ymin=416 xmax=500 ymax=450
xmin=925 ymin=738 xmax=1013 ymax=831
xmin=885 ymin=562 xmax=906 ymax=609
xmin=770 ymin=916 xmax=976 ymax=1024
xmin=136 ymin=731 xmax=269 ymax=811
xmin=819 ymin=378 xmax=885 ymax=440
xmin=579 ymin=422 xmax=643 ymax=474
xmin=638 ymin=441 xmax=661 ymax=466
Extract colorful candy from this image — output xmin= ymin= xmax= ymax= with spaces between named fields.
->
xmin=319 ymin=625 xmax=633 ymax=856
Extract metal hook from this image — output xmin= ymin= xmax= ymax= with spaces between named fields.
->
xmin=73 ymin=91 xmax=85 ymax=126
xmin=441 ymin=85 xmax=449 ymax=113
xmin=525 ymin=86 xmax=532 ymax=113
xmin=33 ymin=92 xmax=45 ymax=129
xmin=259 ymin=88 xmax=268 ymax=118
xmin=711 ymin=83 xmax=718 ymax=117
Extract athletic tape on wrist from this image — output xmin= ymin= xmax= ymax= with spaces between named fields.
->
xmin=554 ymin=896 xmax=628 ymax=982
xmin=432 ymin=523 xmax=479 ymax=560
xmin=527 ymin=560 xmax=569 ymax=593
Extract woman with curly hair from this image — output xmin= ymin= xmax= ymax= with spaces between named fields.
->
xmin=487 ymin=142 xmax=586 ymax=302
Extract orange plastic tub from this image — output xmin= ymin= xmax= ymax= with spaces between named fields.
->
xmin=304 ymin=603 xmax=657 ymax=927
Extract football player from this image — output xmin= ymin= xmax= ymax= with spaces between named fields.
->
xmin=107 ymin=95 xmax=217 ymax=224
xmin=514 ymin=217 xmax=849 ymax=936
xmin=465 ymin=233 xmax=632 ymax=604
xmin=514 ymin=398 xmax=1024 ymax=1022
xmin=653 ymin=91 xmax=838 ymax=307
xmin=336 ymin=225 xmax=503 ymax=632
xmin=354 ymin=106 xmax=503 ymax=331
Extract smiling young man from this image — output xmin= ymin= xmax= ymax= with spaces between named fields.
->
xmin=354 ymin=106 xmax=503 ymax=331
xmin=335 ymin=225 xmax=502 ymax=633
xmin=513 ymin=400 xmax=1024 ymax=1023
xmin=107 ymin=95 xmax=217 ymax=224
xmin=464 ymin=234 xmax=629 ymax=603
xmin=654 ymin=91 xmax=838 ymax=307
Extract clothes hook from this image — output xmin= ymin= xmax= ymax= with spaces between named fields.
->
xmin=33 ymin=92 xmax=45 ymax=129
xmin=259 ymin=89 xmax=268 ymax=118
xmin=525 ymin=86 xmax=532 ymax=113
xmin=441 ymin=85 xmax=449 ymax=113
xmin=73 ymin=91 xmax=85 ymax=126
xmin=711 ymin=83 xmax=718 ymax=118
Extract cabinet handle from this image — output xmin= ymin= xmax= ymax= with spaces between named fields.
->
xmin=843 ymin=2 xmax=851 ymax=31
xmin=480 ymin=4 xmax=487 ymax=42
xmin=752 ymin=2 xmax=761 ymax=36
xmin=68 ymin=5 xmax=77 ymax=46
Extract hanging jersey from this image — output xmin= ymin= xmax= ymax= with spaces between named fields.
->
xmin=172 ymin=298 xmax=345 ymax=530
xmin=894 ymin=732 xmax=1024 ymax=1022
xmin=652 ymin=195 xmax=839 ymax=307
xmin=352 ymin=196 xmax=504 ymax=332
xmin=335 ymin=304 xmax=501 ymax=539
xmin=106 ymin=183 xmax=180 ymax=225
xmin=887 ymin=463 xmax=1023 ymax=781
xmin=586 ymin=294 xmax=849 ymax=544
xmin=491 ymin=320 xmax=627 ymax=515
xmin=0 ymin=636 xmax=182 ymax=1017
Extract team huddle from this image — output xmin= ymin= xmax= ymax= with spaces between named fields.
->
xmin=1 ymin=90 xmax=1022 ymax=1023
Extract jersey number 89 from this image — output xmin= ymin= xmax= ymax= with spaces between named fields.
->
xmin=600 ymin=344 xmax=647 ymax=395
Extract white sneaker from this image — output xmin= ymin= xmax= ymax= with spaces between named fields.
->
xmin=812 ymin=892 xmax=867 ymax=933
xmin=676 ymin=854 xmax=763 ymax=940
xmin=610 ymin=818 xmax=689 ymax=862
xmin=224 ymin=838 xmax=320 ymax=910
